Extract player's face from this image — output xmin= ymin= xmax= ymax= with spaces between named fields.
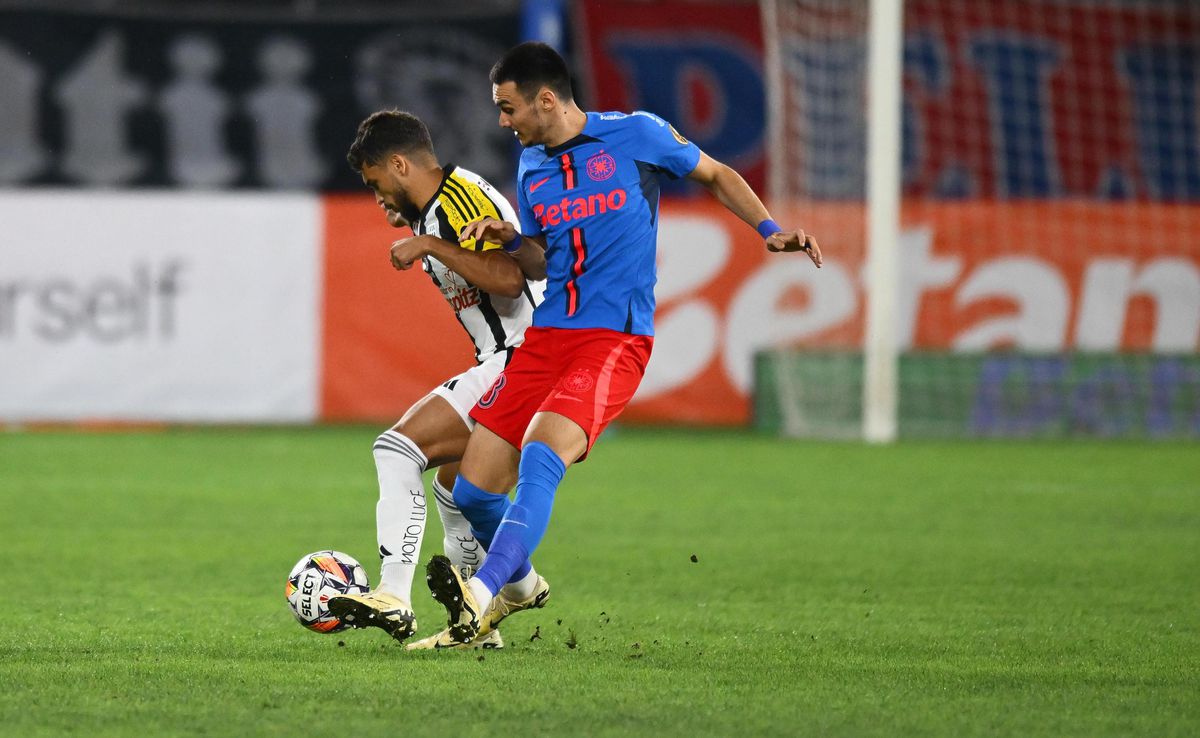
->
xmin=493 ymin=81 xmax=545 ymax=147
xmin=360 ymin=159 xmax=416 ymax=221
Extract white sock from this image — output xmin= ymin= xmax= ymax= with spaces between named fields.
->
xmin=372 ymin=430 xmax=428 ymax=602
xmin=468 ymin=577 xmax=494 ymax=609
xmin=501 ymin=567 xmax=540 ymax=600
xmin=430 ymin=476 xmax=486 ymax=579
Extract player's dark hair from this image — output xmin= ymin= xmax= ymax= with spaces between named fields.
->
xmin=346 ymin=110 xmax=436 ymax=171
xmin=490 ymin=41 xmax=573 ymax=102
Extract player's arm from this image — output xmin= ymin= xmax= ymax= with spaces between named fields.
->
xmin=686 ymin=151 xmax=822 ymax=268
xmin=507 ymin=234 xmax=548 ymax=281
xmin=459 ymin=216 xmax=548 ymax=281
xmin=388 ymin=234 xmax=526 ymax=299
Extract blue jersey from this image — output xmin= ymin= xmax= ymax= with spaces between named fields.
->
xmin=515 ymin=111 xmax=701 ymax=335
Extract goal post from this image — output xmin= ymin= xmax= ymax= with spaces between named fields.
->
xmin=757 ymin=0 xmax=1200 ymax=440
xmin=862 ymin=0 xmax=903 ymax=443
xmin=759 ymin=0 xmax=886 ymax=440
xmin=761 ymin=0 xmax=904 ymax=442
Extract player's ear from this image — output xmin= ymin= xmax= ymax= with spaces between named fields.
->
xmin=539 ymin=87 xmax=556 ymax=111
xmin=389 ymin=152 xmax=408 ymax=177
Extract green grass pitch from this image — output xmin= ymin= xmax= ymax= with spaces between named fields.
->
xmin=2 ymin=427 xmax=1197 ymax=736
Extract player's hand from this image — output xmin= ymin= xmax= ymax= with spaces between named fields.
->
xmin=459 ymin=216 xmax=516 ymax=247
xmin=767 ymin=230 xmax=822 ymax=268
xmin=389 ymin=237 xmax=426 ymax=270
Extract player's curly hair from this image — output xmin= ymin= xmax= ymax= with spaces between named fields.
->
xmin=490 ymin=41 xmax=574 ymax=102
xmin=346 ymin=110 xmax=436 ymax=171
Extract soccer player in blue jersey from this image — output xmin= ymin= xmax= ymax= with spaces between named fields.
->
xmin=422 ymin=42 xmax=822 ymax=644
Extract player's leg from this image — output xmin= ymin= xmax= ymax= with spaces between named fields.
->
xmin=391 ymin=351 xmax=527 ymax=651
xmin=451 ymin=423 xmax=549 ymax=599
xmin=431 ymin=462 xmax=485 ymax=580
xmin=374 ymin=393 xmax=470 ymax=597
xmin=427 ymin=410 xmax=576 ymax=641
xmin=447 ymin=334 xmax=549 ymax=566
xmin=329 ymin=392 xmax=469 ymax=642
xmin=472 ymin=331 xmax=653 ymax=606
xmin=427 ymin=411 xmax=583 ymax=644
xmin=371 ymin=350 xmax=513 ymax=601
xmin=422 ymin=351 xmax=514 ymax=580
xmin=416 ymin=413 xmax=549 ymax=650
xmin=451 ymin=423 xmax=519 ymax=547
xmin=457 ymin=411 xmax=582 ymax=613
xmin=400 ymin=462 xmax=505 ymax=651
xmin=425 ymin=331 xmax=558 ymax=642
xmin=398 ymin=347 xmax=529 ymax=652
xmin=429 ymin=329 xmax=653 ymax=642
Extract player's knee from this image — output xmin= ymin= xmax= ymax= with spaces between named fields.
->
xmin=435 ymin=463 xmax=459 ymax=491
xmin=523 ymin=415 xmax=587 ymax=466
xmin=452 ymin=474 xmax=510 ymax=546
xmin=451 ymin=474 xmax=508 ymax=514
xmin=372 ymin=430 xmax=428 ymax=473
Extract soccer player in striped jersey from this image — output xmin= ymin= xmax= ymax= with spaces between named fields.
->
xmin=328 ymin=110 xmax=548 ymax=649
xmin=423 ymin=43 xmax=822 ymax=644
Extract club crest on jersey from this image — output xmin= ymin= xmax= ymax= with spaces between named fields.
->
xmin=585 ymin=153 xmax=616 ymax=182
xmin=564 ymin=370 xmax=594 ymax=393
xmin=669 ymin=124 xmax=689 ymax=145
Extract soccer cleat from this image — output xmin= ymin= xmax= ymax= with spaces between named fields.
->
xmin=425 ymin=554 xmax=482 ymax=644
xmin=404 ymin=627 xmax=505 ymax=651
xmin=326 ymin=590 xmax=417 ymax=643
xmin=479 ymin=576 xmax=551 ymax=637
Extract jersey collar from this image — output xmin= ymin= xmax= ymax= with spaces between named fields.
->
xmin=541 ymin=114 xmax=602 ymax=158
xmin=417 ymin=163 xmax=457 ymax=222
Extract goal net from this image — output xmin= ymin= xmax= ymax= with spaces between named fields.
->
xmin=758 ymin=0 xmax=1200 ymax=439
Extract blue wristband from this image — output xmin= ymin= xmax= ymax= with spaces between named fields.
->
xmin=757 ymin=219 xmax=782 ymax=240
xmin=502 ymin=234 xmax=523 ymax=253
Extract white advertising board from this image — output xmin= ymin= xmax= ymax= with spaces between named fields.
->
xmin=0 ymin=191 xmax=322 ymax=422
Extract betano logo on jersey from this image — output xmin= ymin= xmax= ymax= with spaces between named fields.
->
xmin=533 ymin=188 xmax=627 ymax=229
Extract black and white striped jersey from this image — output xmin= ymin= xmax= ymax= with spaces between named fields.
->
xmin=413 ymin=164 xmax=544 ymax=363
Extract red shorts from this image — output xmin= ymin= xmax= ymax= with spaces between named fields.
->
xmin=469 ymin=326 xmax=653 ymax=460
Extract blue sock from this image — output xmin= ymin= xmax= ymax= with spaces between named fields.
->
xmin=475 ymin=441 xmax=565 ymax=595
xmin=451 ymin=475 xmax=509 ymax=550
xmin=450 ymin=474 xmax=531 ymax=584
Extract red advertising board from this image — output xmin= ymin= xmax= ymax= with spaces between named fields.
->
xmin=320 ymin=195 xmax=477 ymax=422
xmin=320 ymin=195 xmax=1200 ymax=425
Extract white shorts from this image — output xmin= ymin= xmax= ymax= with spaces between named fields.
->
xmin=429 ymin=350 xmax=509 ymax=429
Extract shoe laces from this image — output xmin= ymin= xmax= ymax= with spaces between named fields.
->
xmin=483 ymin=594 xmax=513 ymax=622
